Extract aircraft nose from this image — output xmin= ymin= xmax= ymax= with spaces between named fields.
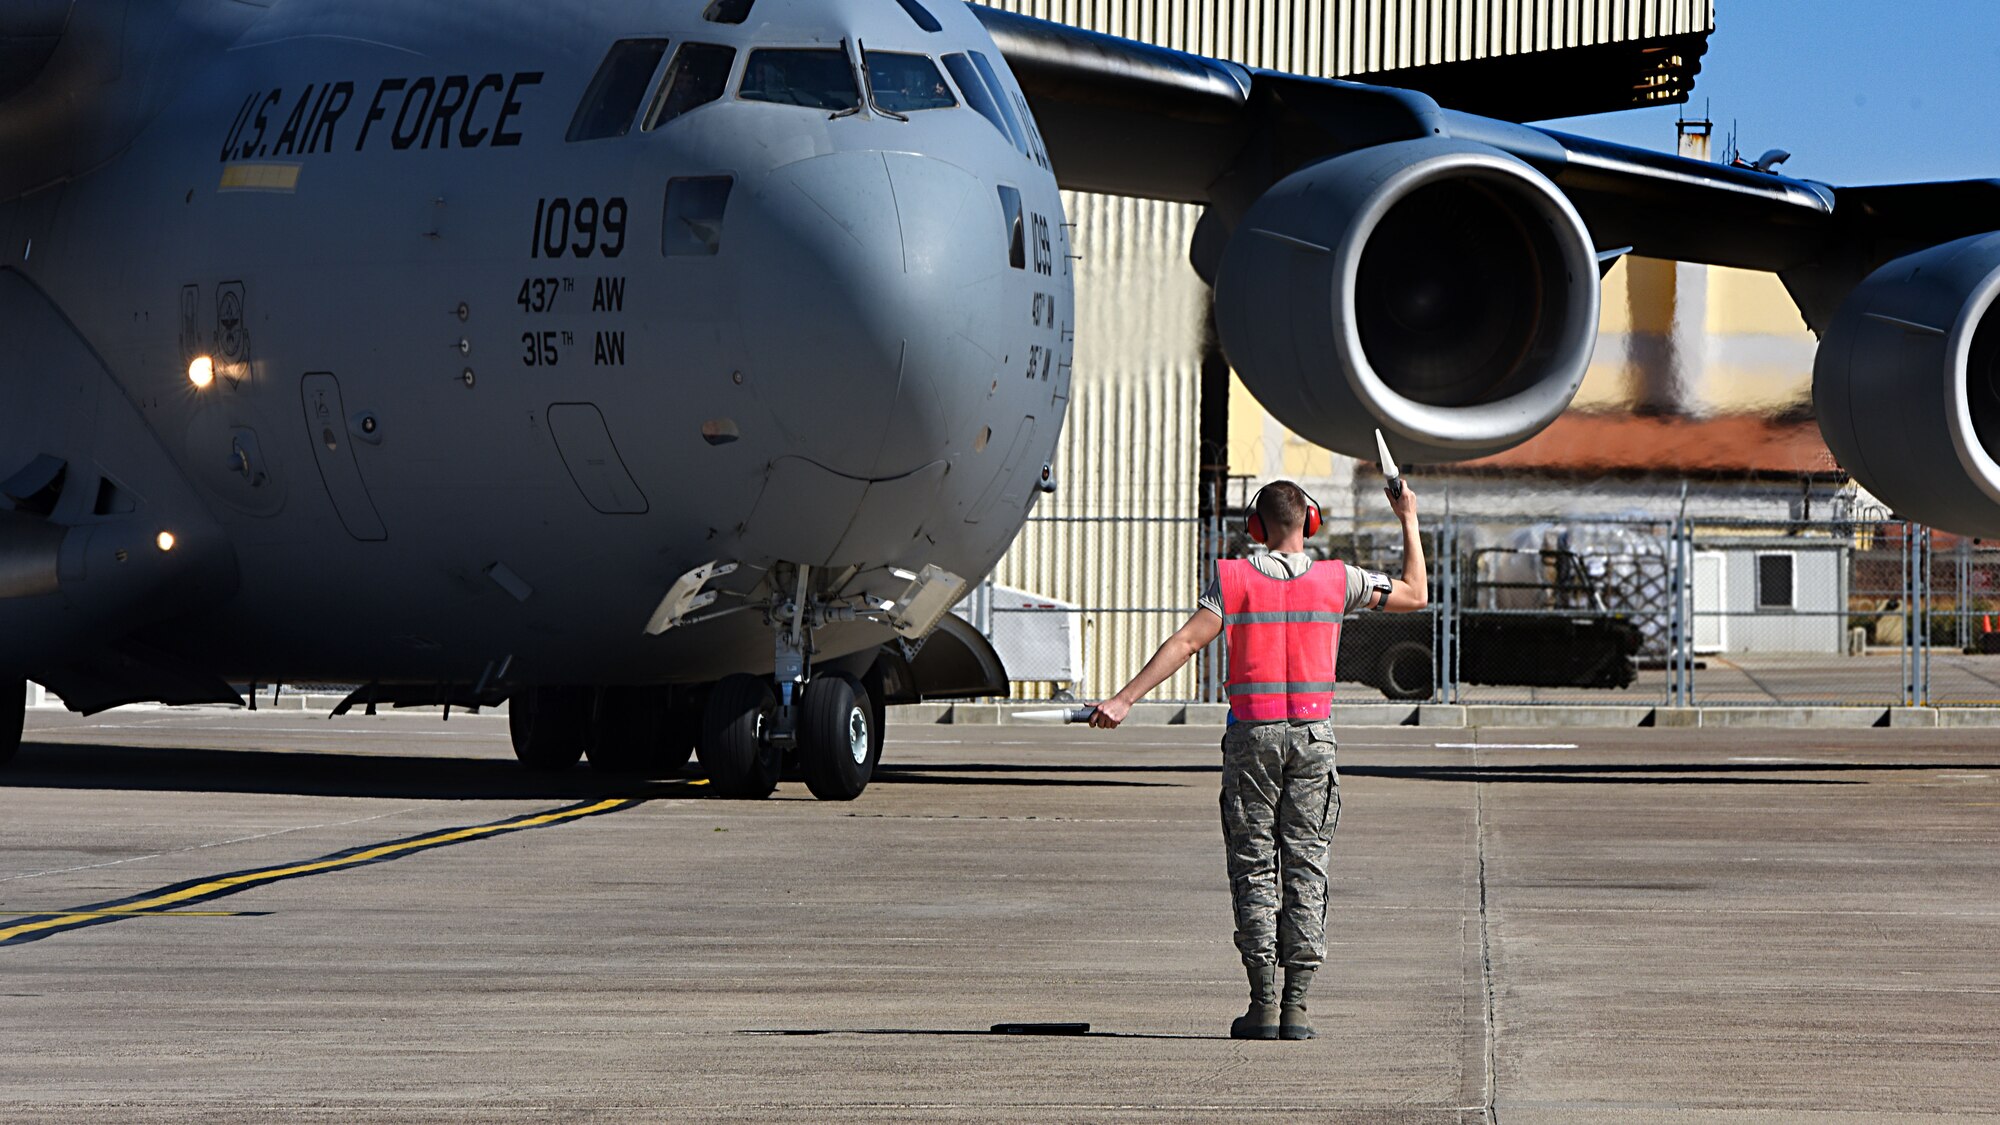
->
xmin=734 ymin=151 xmax=997 ymax=480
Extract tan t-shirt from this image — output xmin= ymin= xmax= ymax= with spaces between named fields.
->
xmin=1197 ymin=553 xmax=1387 ymax=619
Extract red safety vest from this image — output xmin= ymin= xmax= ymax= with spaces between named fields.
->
xmin=1219 ymin=558 xmax=1346 ymax=722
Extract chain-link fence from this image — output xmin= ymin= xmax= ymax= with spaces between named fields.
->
xmin=968 ymin=507 xmax=2000 ymax=708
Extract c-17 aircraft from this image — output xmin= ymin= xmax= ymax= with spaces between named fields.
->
xmin=3 ymin=0 xmax=1997 ymax=797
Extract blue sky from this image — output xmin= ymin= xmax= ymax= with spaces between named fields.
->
xmin=1540 ymin=1 xmax=2000 ymax=186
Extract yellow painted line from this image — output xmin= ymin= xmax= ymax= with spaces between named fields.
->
xmin=0 ymin=911 xmax=253 ymax=918
xmin=1 ymin=796 xmax=637 ymax=947
xmin=219 ymin=162 xmax=301 ymax=193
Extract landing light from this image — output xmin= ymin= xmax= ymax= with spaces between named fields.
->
xmin=156 ymin=531 xmax=177 ymax=553
xmin=188 ymin=355 xmax=215 ymax=389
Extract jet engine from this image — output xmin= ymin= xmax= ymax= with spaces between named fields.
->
xmin=1213 ymin=138 xmax=1601 ymax=462
xmin=1815 ymin=233 xmax=2000 ymax=536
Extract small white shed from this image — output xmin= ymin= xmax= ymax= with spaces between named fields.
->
xmin=1690 ymin=538 xmax=1849 ymax=654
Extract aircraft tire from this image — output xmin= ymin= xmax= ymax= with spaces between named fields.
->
xmin=700 ymin=674 xmax=780 ymax=798
xmin=1377 ymin=640 xmax=1436 ymax=701
xmin=799 ymin=673 xmax=880 ymax=801
xmin=2 ymin=681 xmax=22 ymax=766
xmin=587 ymin=688 xmax=697 ymax=776
xmin=509 ymin=686 xmax=589 ymax=771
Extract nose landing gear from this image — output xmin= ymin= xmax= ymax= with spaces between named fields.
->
xmin=700 ymin=674 xmax=782 ymax=798
xmin=798 ymin=672 xmax=883 ymax=801
xmin=694 ymin=565 xmax=891 ymax=800
xmin=698 ymin=670 xmax=884 ymax=800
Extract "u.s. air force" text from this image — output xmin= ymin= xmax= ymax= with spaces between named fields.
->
xmin=219 ymin=73 xmax=545 ymax=162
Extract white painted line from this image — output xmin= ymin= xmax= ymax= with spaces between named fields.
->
xmin=1729 ymin=756 xmax=1806 ymax=762
xmin=1435 ymin=742 xmax=1578 ymax=750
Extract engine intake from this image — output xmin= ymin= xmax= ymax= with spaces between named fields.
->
xmin=1815 ymin=233 xmax=2000 ymax=536
xmin=1214 ymin=139 xmax=1600 ymax=462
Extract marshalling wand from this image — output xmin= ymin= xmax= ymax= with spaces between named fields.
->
xmin=1375 ymin=427 xmax=1404 ymax=501
xmin=1010 ymin=707 xmax=1097 ymax=723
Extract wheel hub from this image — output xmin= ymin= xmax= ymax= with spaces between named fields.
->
xmin=847 ymin=706 xmax=869 ymax=766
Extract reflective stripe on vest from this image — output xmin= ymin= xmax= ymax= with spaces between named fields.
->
xmin=1219 ymin=558 xmax=1346 ymax=722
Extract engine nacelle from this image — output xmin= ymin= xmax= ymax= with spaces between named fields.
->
xmin=1816 ymin=233 xmax=2000 ymax=536
xmin=1214 ymin=139 xmax=1600 ymax=462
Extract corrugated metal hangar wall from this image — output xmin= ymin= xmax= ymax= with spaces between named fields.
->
xmin=981 ymin=0 xmax=1716 ymax=701
xmin=988 ymin=0 xmax=1710 ymax=71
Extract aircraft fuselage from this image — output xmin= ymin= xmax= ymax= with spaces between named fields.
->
xmin=0 ymin=0 xmax=1073 ymax=699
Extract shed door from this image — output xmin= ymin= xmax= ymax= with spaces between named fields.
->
xmin=300 ymin=373 xmax=386 ymax=541
xmin=1692 ymin=551 xmax=1726 ymax=653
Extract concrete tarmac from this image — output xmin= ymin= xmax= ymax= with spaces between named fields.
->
xmin=3 ymin=708 xmax=1998 ymax=1122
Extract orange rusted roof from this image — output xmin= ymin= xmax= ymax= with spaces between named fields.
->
xmin=1458 ymin=412 xmax=1839 ymax=475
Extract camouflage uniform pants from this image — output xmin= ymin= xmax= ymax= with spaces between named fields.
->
xmin=1219 ymin=719 xmax=1341 ymax=969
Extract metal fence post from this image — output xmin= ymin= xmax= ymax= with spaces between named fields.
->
xmin=1920 ymin=526 xmax=1933 ymax=705
xmin=1436 ymin=518 xmax=1456 ymax=705
xmin=1451 ymin=518 xmax=1465 ymax=704
xmin=1666 ymin=516 xmax=1685 ymax=708
xmin=1668 ymin=518 xmax=1681 ymax=708
xmin=1902 ymin=522 xmax=1919 ymax=707
xmin=1901 ymin=522 xmax=1911 ymax=706
xmin=1959 ymin=536 xmax=1972 ymax=664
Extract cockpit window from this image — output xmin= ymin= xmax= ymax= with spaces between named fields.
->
xmin=893 ymin=0 xmax=944 ymax=33
xmin=664 ymin=176 xmax=734 ymax=256
xmin=866 ymin=52 xmax=955 ymax=113
xmin=645 ymin=42 xmax=737 ymax=129
xmin=997 ymin=186 xmax=1026 ymax=269
xmin=703 ymin=0 xmax=755 ymax=25
xmin=568 ymin=38 xmax=672 ymax=142
xmin=942 ymin=53 xmax=1017 ymax=149
xmin=969 ymin=52 xmax=1032 ymax=158
xmin=739 ymin=49 xmax=861 ymax=112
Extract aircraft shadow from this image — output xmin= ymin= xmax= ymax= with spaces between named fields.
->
xmin=1346 ymin=767 xmax=1859 ymax=786
xmin=868 ymin=768 xmax=1169 ymax=788
xmin=877 ymin=761 xmax=1960 ymax=786
xmin=2 ymin=741 xmax=698 ymax=802
xmin=5 ymin=743 xmax=1962 ymax=799
xmin=740 ymin=1027 xmax=1231 ymax=1042
xmin=879 ymin=762 xmax=1218 ymax=775
xmin=1343 ymin=760 xmax=2000 ymax=785
xmin=4 ymin=743 xmax=1172 ymax=799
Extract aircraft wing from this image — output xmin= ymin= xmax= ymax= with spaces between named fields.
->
xmin=977 ymin=5 xmax=2000 ymax=290
xmin=978 ymin=5 xmax=2000 ymax=536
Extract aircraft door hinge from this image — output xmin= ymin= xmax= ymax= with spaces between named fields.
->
xmin=644 ymin=560 xmax=740 ymax=635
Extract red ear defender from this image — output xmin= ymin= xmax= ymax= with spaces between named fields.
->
xmin=1245 ymin=483 xmax=1321 ymax=544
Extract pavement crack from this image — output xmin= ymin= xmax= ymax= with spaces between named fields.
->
xmin=1473 ymin=746 xmax=1501 ymax=1124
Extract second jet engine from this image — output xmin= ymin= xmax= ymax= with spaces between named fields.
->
xmin=1213 ymin=138 xmax=1602 ymax=463
xmin=1815 ymin=232 xmax=2000 ymax=536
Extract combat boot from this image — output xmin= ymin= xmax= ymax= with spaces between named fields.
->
xmin=1280 ymin=966 xmax=1316 ymax=1040
xmin=1229 ymin=963 xmax=1279 ymax=1040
